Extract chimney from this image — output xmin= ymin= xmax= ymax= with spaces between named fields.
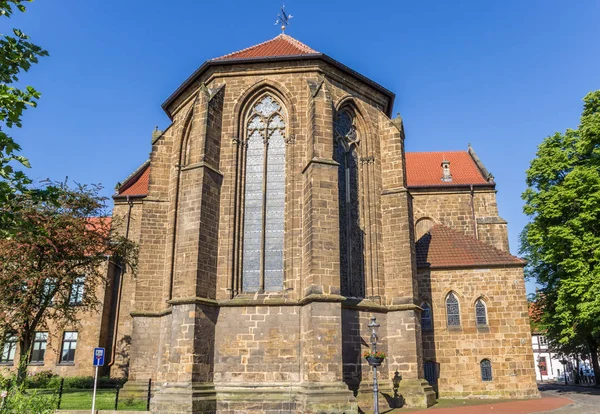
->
xmin=441 ymin=159 xmax=452 ymax=182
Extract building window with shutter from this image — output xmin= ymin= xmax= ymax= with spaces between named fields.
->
xmin=480 ymin=359 xmax=493 ymax=381
xmin=60 ymin=331 xmax=78 ymax=364
xmin=242 ymin=94 xmax=286 ymax=293
xmin=446 ymin=292 xmax=461 ymax=327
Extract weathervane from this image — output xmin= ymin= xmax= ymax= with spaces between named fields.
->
xmin=275 ymin=4 xmax=293 ymax=33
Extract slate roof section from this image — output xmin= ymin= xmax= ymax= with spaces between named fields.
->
xmin=416 ymin=224 xmax=525 ymax=269
xmin=114 ymin=161 xmax=150 ymax=198
xmin=213 ymin=34 xmax=318 ymax=61
xmin=405 ymin=151 xmax=492 ymax=188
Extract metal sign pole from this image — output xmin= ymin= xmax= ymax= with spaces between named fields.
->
xmin=91 ymin=363 xmax=99 ymax=413
xmin=91 ymin=347 xmax=105 ymax=414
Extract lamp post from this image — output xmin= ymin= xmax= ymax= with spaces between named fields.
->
xmin=560 ymin=358 xmax=568 ymax=385
xmin=368 ymin=316 xmax=381 ymax=414
xmin=537 ymin=357 xmax=544 ymax=384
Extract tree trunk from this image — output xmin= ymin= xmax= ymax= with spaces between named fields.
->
xmin=587 ymin=336 xmax=600 ymax=387
xmin=16 ymin=334 xmax=32 ymax=387
xmin=575 ymin=354 xmax=581 ymax=384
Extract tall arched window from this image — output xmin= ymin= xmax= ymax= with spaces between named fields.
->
xmin=242 ymin=94 xmax=286 ymax=292
xmin=334 ymin=109 xmax=364 ymax=298
xmin=480 ymin=359 xmax=492 ymax=381
xmin=421 ymin=302 xmax=433 ymax=331
xmin=475 ymin=298 xmax=488 ymax=326
xmin=445 ymin=292 xmax=461 ymax=327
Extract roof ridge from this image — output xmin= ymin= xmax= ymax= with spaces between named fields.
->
xmin=278 ymin=33 xmax=317 ymax=54
xmin=212 ymin=34 xmax=317 ymax=61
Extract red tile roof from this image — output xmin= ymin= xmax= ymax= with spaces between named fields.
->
xmin=115 ymin=162 xmax=150 ymax=198
xmin=405 ymin=151 xmax=491 ymax=187
xmin=416 ymin=224 xmax=524 ymax=269
xmin=213 ymin=34 xmax=318 ymax=61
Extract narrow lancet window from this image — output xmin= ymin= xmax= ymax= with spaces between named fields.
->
xmin=480 ymin=359 xmax=492 ymax=381
xmin=446 ymin=292 xmax=461 ymax=327
xmin=475 ymin=298 xmax=488 ymax=326
xmin=242 ymin=95 xmax=286 ymax=292
xmin=421 ymin=302 xmax=433 ymax=331
xmin=334 ymin=110 xmax=364 ymax=298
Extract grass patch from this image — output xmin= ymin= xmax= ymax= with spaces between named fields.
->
xmin=33 ymin=388 xmax=147 ymax=411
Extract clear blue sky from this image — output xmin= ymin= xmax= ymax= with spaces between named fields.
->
xmin=9 ymin=0 xmax=600 ymax=294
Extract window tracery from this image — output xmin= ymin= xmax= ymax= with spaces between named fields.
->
xmin=334 ymin=109 xmax=364 ymax=298
xmin=242 ymin=94 xmax=286 ymax=292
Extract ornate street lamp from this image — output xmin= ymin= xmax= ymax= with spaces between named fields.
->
xmin=366 ymin=316 xmax=382 ymax=414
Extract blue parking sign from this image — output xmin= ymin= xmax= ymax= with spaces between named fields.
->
xmin=93 ymin=347 xmax=105 ymax=366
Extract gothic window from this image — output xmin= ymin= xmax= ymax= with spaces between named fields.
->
xmin=475 ymin=298 xmax=488 ymax=326
xmin=421 ymin=302 xmax=433 ymax=331
xmin=446 ymin=292 xmax=461 ymax=327
xmin=334 ymin=110 xmax=364 ymax=298
xmin=480 ymin=359 xmax=493 ymax=381
xmin=242 ymin=95 xmax=286 ymax=292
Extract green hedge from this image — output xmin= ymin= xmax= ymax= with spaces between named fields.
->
xmin=24 ymin=371 xmax=126 ymax=389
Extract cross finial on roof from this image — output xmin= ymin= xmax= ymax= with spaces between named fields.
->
xmin=275 ymin=4 xmax=293 ymax=33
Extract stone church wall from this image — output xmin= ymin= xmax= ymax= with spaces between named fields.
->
xmin=417 ymin=266 xmax=538 ymax=399
xmin=412 ymin=188 xmax=509 ymax=251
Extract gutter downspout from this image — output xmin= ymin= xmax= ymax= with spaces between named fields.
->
xmin=470 ymin=185 xmax=478 ymax=240
xmin=108 ymin=195 xmax=133 ymax=368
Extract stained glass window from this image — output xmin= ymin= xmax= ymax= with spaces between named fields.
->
xmin=335 ymin=110 xmax=364 ymax=298
xmin=480 ymin=359 xmax=492 ymax=381
xmin=475 ymin=298 xmax=487 ymax=326
xmin=421 ymin=302 xmax=433 ymax=331
xmin=242 ymin=94 xmax=286 ymax=292
xmin=446 ymin=292 xmax=460 ymax=326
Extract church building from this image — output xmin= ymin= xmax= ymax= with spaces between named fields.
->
xmin=7 ymin=33 xmax=540 ymax=413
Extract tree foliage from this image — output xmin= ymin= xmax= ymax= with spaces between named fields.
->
xmin=0 ymin=181 xmax=137 ymax=385
xmin=521 ymin=90 xmax=600 ymax=382
xmin=0 ymin=0 xmax=48 ymax=233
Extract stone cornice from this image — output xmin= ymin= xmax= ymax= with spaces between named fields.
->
xmin=131 ymin=295 xmax=423 ymax=316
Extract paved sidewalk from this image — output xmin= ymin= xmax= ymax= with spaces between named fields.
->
xmin=399 ymin=394 xmax=573 ymax=413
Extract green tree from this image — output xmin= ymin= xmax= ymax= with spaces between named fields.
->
xmin=521 ymin=90 xmax=600 ymax=384
xmin=0 ymin=0 xmax=48 ymax=234
xmin=0 ymin=181 xmax=137 ymax=386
